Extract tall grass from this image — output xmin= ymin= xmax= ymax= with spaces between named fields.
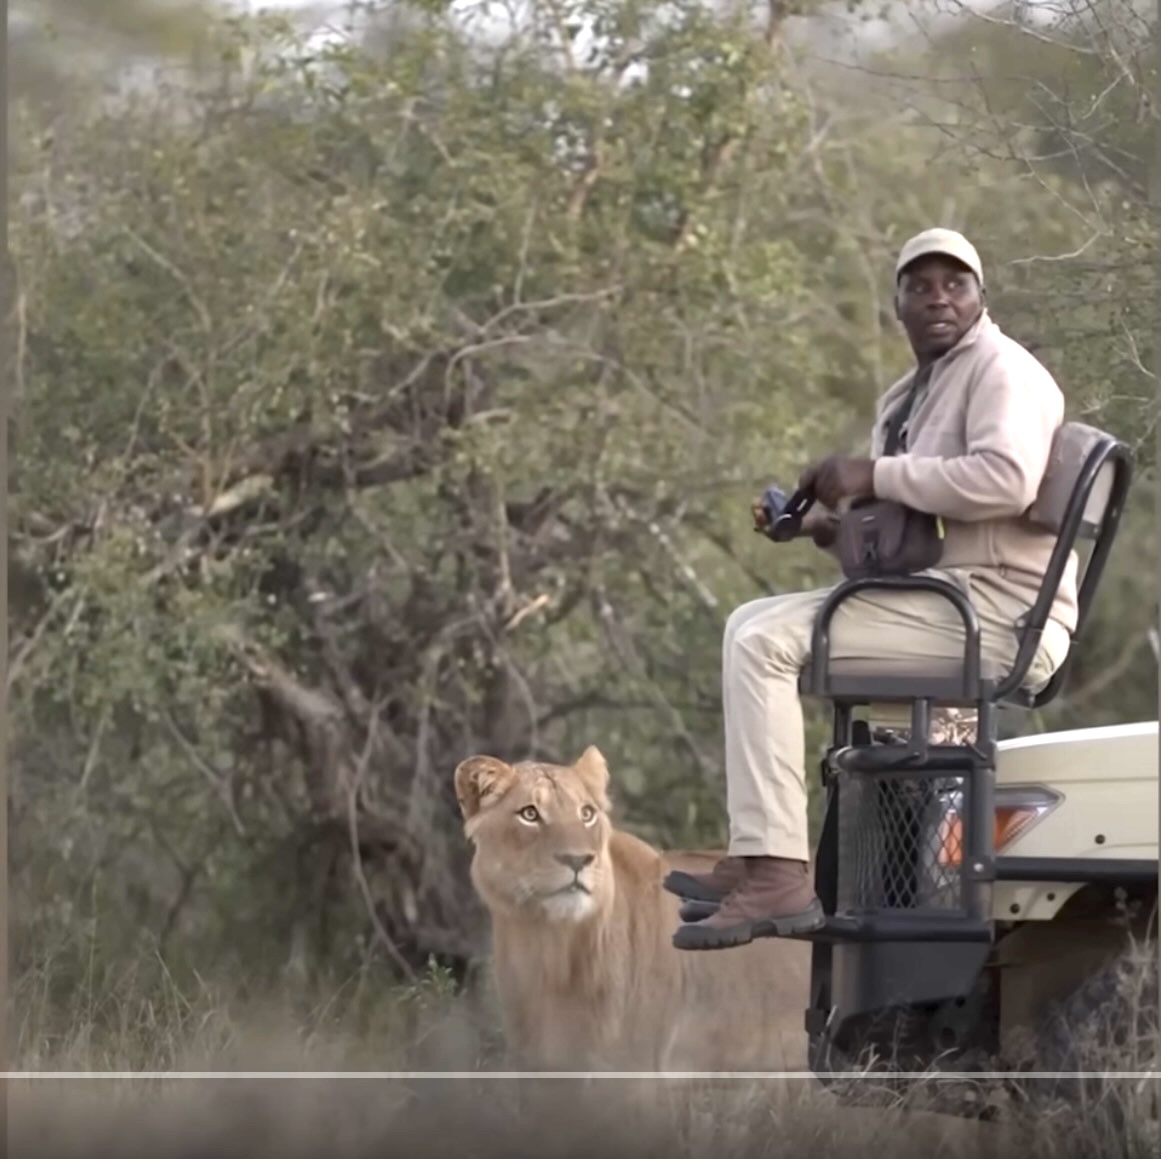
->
xmin=8 ymin=942 xmax=1157 ymax=1159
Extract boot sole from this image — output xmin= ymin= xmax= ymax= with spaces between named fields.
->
xmin=661 ymin=869 xmax=735 ymax=905
xmin=672 ymin=899 xmax=826 ymax=950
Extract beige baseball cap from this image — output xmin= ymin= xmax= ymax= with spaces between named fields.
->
xmin=895 ymin=227 xmax=984 ymax=286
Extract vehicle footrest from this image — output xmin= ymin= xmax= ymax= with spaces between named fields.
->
xmin=676 ymin=899 xmax=996 ymax=942
xmin=779 ymin=914 xmax=994 ymax=944
xmin=831 ymin=742 xmax=991 ymax=775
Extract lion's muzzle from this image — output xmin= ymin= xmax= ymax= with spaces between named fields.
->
xmin=548 ymin=851 xmax=597 ymax=896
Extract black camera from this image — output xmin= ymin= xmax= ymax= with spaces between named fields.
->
xmin=754 ymin=484 xmax=815 ymax=542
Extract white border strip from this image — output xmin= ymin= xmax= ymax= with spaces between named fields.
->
xmin=3 ymin=1070 xmax=1159 ymax=1079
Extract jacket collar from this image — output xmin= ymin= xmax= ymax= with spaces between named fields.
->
xmin=881 ymin=309 xmax=995 ymax=411
xmin=939 ymin=307 xmax=993 ymax=364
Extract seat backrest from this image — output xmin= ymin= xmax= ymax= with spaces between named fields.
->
xmin=1001 ymin=419 xmax=1133 ymax=706
xmin=1025 ymin=421 xmax=1120 ymax=542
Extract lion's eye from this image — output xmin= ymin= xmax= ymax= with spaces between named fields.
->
xmin=580 ymin=804 xmax=597 ymax=824
xmin=518 ymin=805 xmax=540 ymax=824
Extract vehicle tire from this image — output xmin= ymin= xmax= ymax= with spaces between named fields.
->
xmin=1026 ymin=937 xmax=1158 ymax=1136
xmin=808 ymin=1024 xmax=1007 ymax=1120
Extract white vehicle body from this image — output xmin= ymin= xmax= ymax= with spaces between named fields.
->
xmin=992 ymin=719 xmax=1159 ymax=921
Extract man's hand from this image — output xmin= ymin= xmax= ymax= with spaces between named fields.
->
xmin=750 ymin=495 xmax=773 ymax=535
xmin=802 ymin=506 xmax=840 ymax=549
xmin=751 ymin=493 xmax=839 ymax=549
xmin=799 ymin=455 xmax=877 ymax=510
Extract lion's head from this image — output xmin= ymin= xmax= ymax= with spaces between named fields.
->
xmin=454 ymin=746 xmax=615 ymax=924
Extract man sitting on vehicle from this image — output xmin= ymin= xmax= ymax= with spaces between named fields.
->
xmin=668 ymin=227 xmax=1077 ymax=951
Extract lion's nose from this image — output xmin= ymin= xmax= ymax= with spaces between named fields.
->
xmin=555 ymin=853 xmax=594 ymax=873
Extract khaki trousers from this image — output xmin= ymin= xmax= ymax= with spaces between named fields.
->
xmin=721 ymin=568 xmax=1072 ymax=861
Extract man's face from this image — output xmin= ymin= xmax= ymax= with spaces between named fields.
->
xmin=895 ymin=254 xmax=983 ymax=361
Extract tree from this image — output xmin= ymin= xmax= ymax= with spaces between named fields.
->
xmin=10 ymin=0 xmax=847 ymax=989
xmin=9 ymin=0 xmax=1153 ymax=1003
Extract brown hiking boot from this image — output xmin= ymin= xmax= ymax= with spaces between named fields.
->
xmin=662 ymin=856 xmax=747 ymax=904
xmin=672 ymin=857 xmax=824 ymax=950
xmin=678 ymin=898 xmax=719 ymax=922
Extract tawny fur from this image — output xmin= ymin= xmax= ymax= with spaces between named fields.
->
xmin=455 ymin=746 xmax=812 ymax=1072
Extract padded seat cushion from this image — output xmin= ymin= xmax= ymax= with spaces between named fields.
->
xmin=798 ymin=658 xmax=1048 ymax=706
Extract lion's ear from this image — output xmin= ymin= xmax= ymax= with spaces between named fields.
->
xmin=454 ymin=755 xmax=516 ymax=819
xmin=573 ymin=745 xmax=611 ymax=811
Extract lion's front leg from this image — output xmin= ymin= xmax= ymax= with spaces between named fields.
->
xmin=490 ymin=968 xmax=542 ymax=1069
xmin=494 ymin=978 xmax=599 ymax=1071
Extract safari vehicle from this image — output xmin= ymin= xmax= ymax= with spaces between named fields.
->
xmin=744 ymin=421 xmax=1157 ymax=1110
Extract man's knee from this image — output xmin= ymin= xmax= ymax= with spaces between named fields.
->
xmin=723 ymin=600 xmax=758 ymax=645
xmin=723 ymin=594 xmax=786 ymax=649
xmin=732 ymin=600 xmax=815 ymax=672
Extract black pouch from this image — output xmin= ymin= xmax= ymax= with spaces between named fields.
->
xmin=834 ymin=498 xmax=945 ymax=580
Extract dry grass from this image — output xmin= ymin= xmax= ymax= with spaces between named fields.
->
xmin=8 ymin=948 xmax=1158 ymax=1159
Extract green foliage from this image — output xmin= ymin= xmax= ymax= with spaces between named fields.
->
xmin=9 ymin=0 xmax=1157 ymax=995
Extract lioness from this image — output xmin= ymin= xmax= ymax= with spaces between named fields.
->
xmin=455 ymin=745 xmax=812 ymax=1072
